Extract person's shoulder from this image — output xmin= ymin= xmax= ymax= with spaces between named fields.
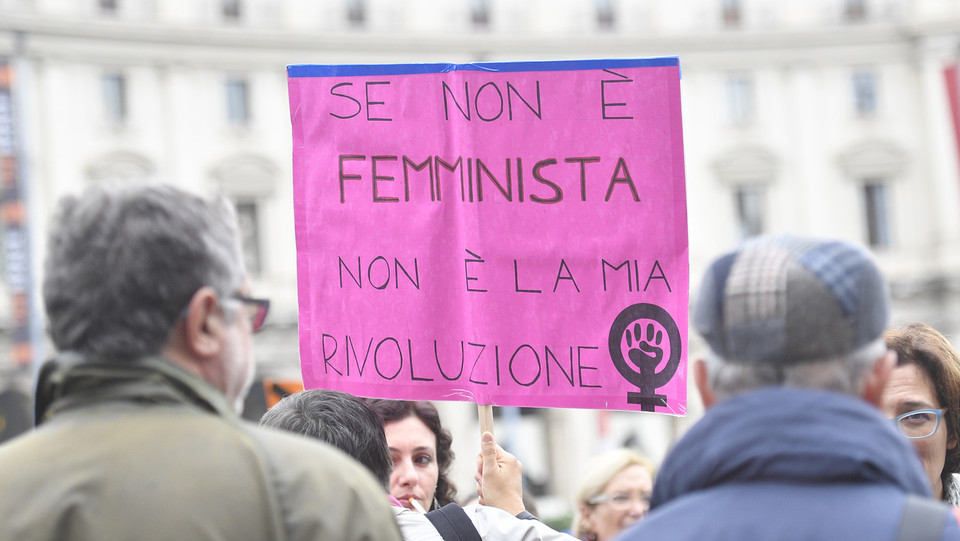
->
xmin=243 ymin=422 xmax=387 ymax=493
xmin=0 ymin=426 xmax=41 ymax=465
xmin=244 ymin=423 xmax=403 ymax=541
xmin=393 ymin=506 xmax=445 ymax=541
xmin=939 ymin=503 xmax=960 ymax=540
xmin=463 ymin=504 xmax=578 ymax=541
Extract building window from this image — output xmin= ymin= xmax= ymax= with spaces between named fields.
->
xmin=222 ymin=0 xmax=241 ymax=21
xmin=726 ymin=73 xmax=753 ymax=124
xmin=844 ymin=0 xmax=866 ymax=22
xmin=863 ymin=181 xmax=891 ymax=248
xmin=471 ymin=0 xmax=489 ymax=28
xmin=596 ymin=0 xmax=615 ymax=29
xmin=346 ymin=0 xmax=365 ymax=26
xmin=852 ymin=69 xmax=877 ymax=116
xmin=102 ymin=72 xmax=127 ymax=124
xmin=721 ymin=0 xmax=741 ymax=28
xmin=235 ymin=201 xmax=262 ymax=275
xmin=100 ymin=0 xmax=118 ymax=13
xmin=226 ymin=78 xmax=250 ymax=126
xmin=734 ymin=185 xmax=764 ymax=240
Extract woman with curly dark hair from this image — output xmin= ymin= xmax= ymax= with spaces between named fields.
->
xmin=882 ymin=322 xmax=960 ymax=503
xmin=365 ymin=399 xmax=456 ymax=512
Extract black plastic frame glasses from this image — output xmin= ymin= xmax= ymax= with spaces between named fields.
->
xmin=233 ymin=294 xmax=270 ymax=333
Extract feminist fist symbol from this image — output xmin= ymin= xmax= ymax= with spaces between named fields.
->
xmin=608 ymin=303 xmax=681 ymax=412
xmin=626 ymin=323 xmax=664 ymax=375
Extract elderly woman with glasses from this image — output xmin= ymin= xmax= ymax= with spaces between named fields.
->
xmin=571 ymin=448 xmax=655 ymax=541
xmin=882 ymin=322 xmax=960 ymax=503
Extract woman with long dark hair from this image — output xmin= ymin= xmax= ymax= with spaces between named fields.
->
xmin=365 ymin=400 xmax=456 ymax=512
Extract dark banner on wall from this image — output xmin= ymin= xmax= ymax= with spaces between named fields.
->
xmin=0 ymin=60 xmax=34 ymax=370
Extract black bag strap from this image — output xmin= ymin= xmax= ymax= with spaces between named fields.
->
xmin=425 ymin=503 xmax=482 ymax=541
xmin=895 ymin=494 xmax=950 ymax=541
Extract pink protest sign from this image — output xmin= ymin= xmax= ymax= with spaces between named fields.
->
xmin=287 ymin=58 xmax=688 ymax=415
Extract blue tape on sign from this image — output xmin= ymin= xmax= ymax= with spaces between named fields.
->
xmin=287 ymin=57 xmax=680 ymax=78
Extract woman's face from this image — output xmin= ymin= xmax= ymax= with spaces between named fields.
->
xmin=581 ymin=464 xmax=653 ymax=541
xmin=881 ymin=363 xmax=955 ymax=500
xmin=384 ymin=415 xmax=439 ymax=512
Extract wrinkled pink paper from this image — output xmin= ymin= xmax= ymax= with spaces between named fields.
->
xmin=288 ymin=58 xmax=688 ymax=414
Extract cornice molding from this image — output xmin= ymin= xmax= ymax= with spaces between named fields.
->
xmin=0 ymin=11 xmax=951 ymax=63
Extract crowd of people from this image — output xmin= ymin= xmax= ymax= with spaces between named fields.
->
xmin=1 ymin=183 xmax=960 ymax=540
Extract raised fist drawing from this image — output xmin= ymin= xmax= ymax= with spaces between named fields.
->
xmin=626 ymin=322 xmax=664 ymax=374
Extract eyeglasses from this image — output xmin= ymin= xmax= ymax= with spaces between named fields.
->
xmin=891 ymin=408 xmax=944 ymax=440
xmin=586 ymin=492 xmax=651 ymax=510
xmin=232 ymin=294 xmax=270 ymax=333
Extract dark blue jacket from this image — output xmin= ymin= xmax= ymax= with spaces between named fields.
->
xmin=616 ymin=387 xmax=960 ymax=540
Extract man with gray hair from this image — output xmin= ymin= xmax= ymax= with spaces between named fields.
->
xmin=0 ymin=184 xmax=401 ymax=541
xmin=617 ymin=235 xmax=960 ymax=540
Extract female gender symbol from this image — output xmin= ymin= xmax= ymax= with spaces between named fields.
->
xmin=607 ymin=303 xmax=682 ymax=412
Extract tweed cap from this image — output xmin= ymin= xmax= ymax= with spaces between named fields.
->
xmin=693 ymin=235 xmax=889 ymax=365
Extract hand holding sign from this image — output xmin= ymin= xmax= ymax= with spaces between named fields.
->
xmin=475 ymin=431 xmax=525 ymax=516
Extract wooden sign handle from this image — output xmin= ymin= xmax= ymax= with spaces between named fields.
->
xmin=478 ymin=403 xmax=494 ymax=437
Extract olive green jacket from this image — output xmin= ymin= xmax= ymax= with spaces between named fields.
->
xmin=0 ymin=354 xmax=402 ymax=541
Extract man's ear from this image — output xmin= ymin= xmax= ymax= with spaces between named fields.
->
xmin=181 ymin=286 xmax=225 ymax=359
xmin=862 ymin=349 xmax=896 ymax=407
xmin=694 ymin=358 xmax=717 ymax=409
xmin=578 ymin=503 xmax=594 ymax=533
